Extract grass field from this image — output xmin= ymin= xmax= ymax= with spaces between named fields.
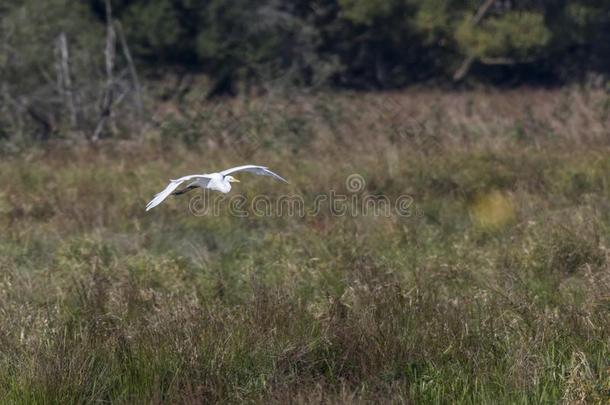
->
xmin=1 ymin=89 xmax=609 ymax=403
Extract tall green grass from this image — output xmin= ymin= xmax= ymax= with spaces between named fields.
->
xmin=0 ymin=89 xmax=609 ymax=403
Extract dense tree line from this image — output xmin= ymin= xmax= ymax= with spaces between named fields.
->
xmin=0 ymin=0 xmax=608 ymax=141
xmin=93 ymin=0 xmax=609 ymax=89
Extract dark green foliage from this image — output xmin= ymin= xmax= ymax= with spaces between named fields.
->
xmin=88 ymin=0 xmax=609 ymax=88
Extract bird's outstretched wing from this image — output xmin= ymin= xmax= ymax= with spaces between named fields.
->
xmin=146 ymin=174 xmax=211 ymax=211
xmin=220 ymin=165 xmax=288 ymax=183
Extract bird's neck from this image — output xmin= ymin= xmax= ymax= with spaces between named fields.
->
xmin=222 ymin=178 xmax=232 ymax=193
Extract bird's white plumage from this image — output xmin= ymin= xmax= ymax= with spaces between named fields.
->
xmin=145 ymin=174 xmax=212 ymax=211
xmin=146 ymin=165 xmax=287 ymax=211
xmin=220 ymin=165 xmax=288 ymax=183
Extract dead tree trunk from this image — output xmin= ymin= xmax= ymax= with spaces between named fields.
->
xmin=92 ymin=0 xmax=116 ymax=141
xmin=56 ymin=32 xmax=78 ymax=128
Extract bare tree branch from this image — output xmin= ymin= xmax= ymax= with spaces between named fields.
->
xmin=453 ymin=55 xmax=476 ymax=82
xmin=472 ymin=0 xmax=495 ymax=25
xmin=114 ymin=20 xmax=143 ymax=120
xmin=480 ymin=57 xmax=535 ymax=65
xmin=453 ymin=0 xmax=496 ymax=82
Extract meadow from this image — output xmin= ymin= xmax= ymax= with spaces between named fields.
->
xmin=0 ymin=88 xmax=609 ymax=404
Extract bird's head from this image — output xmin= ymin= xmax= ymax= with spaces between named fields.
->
xmin=225 ymin=175 xmax=240 ymax=183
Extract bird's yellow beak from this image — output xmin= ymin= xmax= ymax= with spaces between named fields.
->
xmin=231 ymin=177 xmax=240 ymax=183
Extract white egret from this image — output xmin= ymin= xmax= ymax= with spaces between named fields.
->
xmin=145 ymin=165 xmax=288 ymax=211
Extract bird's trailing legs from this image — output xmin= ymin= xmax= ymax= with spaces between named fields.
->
xmin=171 ymin=185 xmax=197 ymax=196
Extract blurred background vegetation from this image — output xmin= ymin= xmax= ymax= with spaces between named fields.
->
xmin=1 ymin=0 xmax=608 ymax=144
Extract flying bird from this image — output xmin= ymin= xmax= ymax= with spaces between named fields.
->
xmin=146 ymin=165 xmax=288 ymax=211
